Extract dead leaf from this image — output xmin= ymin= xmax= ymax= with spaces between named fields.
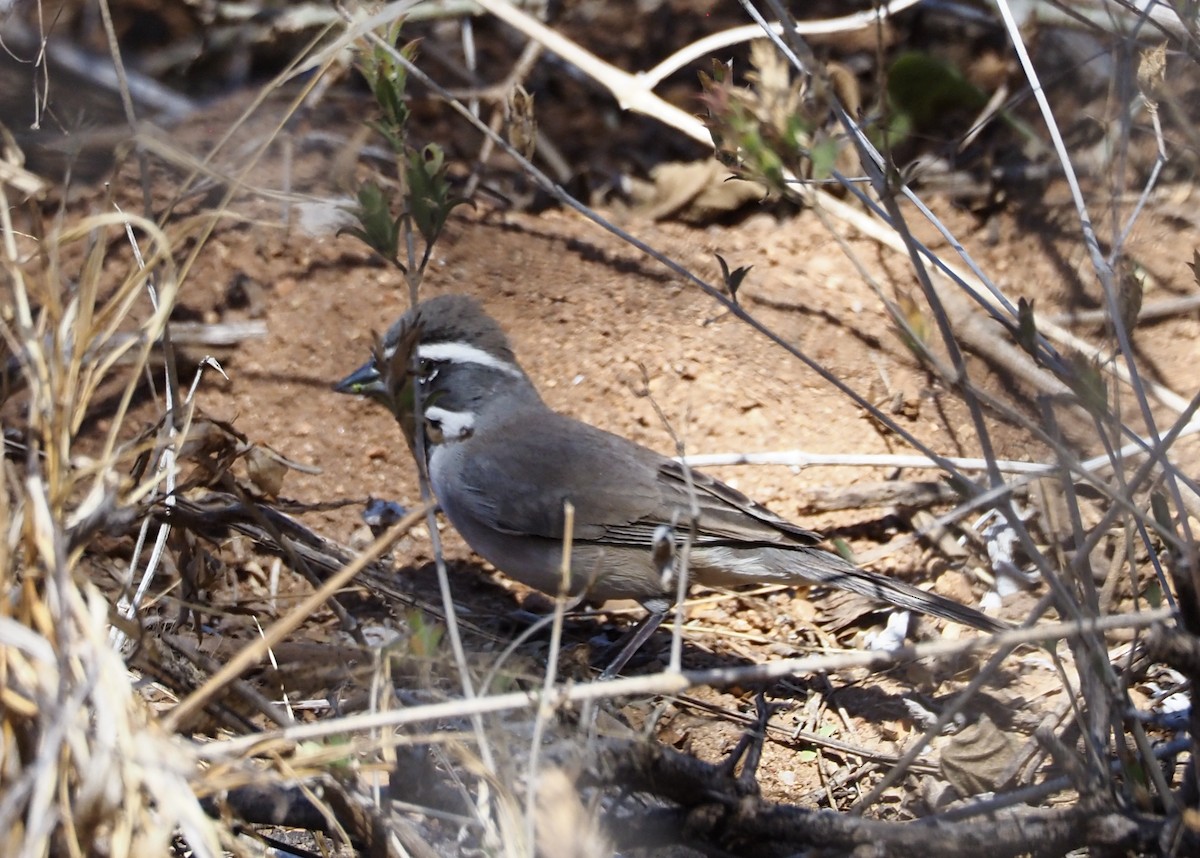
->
xmin=1137 ymin=43 xmax=1167 ymax=110
xmin=506 ymin=84 xmax=537 ymax=161
xmin=245 ymin=444 xmax=288 ymax=497
xmin=940 ymin=713 xmax=1018 ymax=796
xmin=627 ymin=159 xmax=768 ymax=221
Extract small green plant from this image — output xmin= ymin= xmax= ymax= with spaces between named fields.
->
xmin=359 ymin=25 xmax=416 ymax=155
xmin=714 ymin=254 xmax=751 ymax=305
xmin=380 ymin=609 xmax=446 ymax=688
xmin=347 ymin=22 xmax=470 ymax=291
xmin=404 ymin=607 xmax=445 ymax=658
xmin=698 ymin=41 xmax=848 ymax=194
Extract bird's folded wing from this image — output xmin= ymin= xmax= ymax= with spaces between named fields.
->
xmin=653 ymin=460 xmax=825 ymax=546
xmin=458 ymin=411 xmax=824 ymax=550
xmin=456 ymin=411 xmax=661 ymax=541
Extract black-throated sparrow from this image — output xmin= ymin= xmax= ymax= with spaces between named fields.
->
xmin=335 ymin=294 xmax=1003 ymax=633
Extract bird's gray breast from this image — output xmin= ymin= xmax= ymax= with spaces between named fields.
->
xmin=428 ymin=438 xmax=571 ymax=594
xmin=424 ymin=407 xmax=674 ymax=598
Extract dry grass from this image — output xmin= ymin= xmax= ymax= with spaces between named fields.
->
xmin=0 ymin=203 xmax=227 ymax=854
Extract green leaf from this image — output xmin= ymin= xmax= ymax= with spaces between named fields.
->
xmin=1149 ymin=490 xmax=1172 ymax=532
xmin=406 ymin=608 xmax=445 ymax=657
xmin=1143 ymin=578 xmax=1163 ymax=609
xmin=1064 ymin=351 xmax=1109 ymax=415
xmin=715 ymin=254 xmax=752 ymax=304
xmin=345 ymin=182 xmax=402 ymax=263
xmin=807 ymin=134 xmax=840 ymax=180
xmin=1016 ymin=296 xmax=1038 ymax=357
xmin=358 ymin=27 xmax=421 ymax=154
xmin=405 ymin=144 xmax=472 ymax=248
xmin=887 ymin=52 xmax=988 ymax=134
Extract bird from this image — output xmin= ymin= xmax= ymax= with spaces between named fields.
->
xmin=335 ymin=294 xmax=1005 ymax=634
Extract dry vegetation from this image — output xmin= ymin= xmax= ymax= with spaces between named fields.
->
xmin=2 ymin=1 xmax=1200 ymax=856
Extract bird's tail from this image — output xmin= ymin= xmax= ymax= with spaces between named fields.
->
xmin=694 ymin=545 xmax=1008 ymax=632
xmin=791 ymin=547 xmax=1008 ymax=632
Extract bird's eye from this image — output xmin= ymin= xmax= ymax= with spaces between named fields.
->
xmin=416 ymin=358 xmax=439 ymax=383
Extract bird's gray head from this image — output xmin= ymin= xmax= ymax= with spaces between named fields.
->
xmin=334 ymin=294 xmax=541 ymax=444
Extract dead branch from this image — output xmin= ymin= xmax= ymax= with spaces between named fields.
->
xmin=800 ymin=479 xmax=959 ymax=512
xmin=207 ymin=776 xmax=438 ymax=858
xmin=571 ymin=737 xmax=1165 ymax=856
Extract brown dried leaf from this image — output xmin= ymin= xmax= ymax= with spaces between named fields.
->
xmin=628 ymin=159 xmax=768 ymax=221
xmin=813 ymin=587 xmax=884 ymax=631
xmin=506 ymin=84 xmax=537 ymax=161
xmin=940 ymin=713 xmax=1018 ymax=796
xmin=1137 ymin=43 xmax=1167 ymax=109
xmin=747 ymin=39 xmax=804 ymax=132
xmin=245 ymin=444 xmax=288 ymax=498
xmin=1113 ymin=259 xmax=1144 ymax=339
xmin=176 ymin=417 xmax=245 ymax=488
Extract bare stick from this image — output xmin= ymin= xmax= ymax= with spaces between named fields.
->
xmin=197 ymin=607 xmax=1173 ymax=759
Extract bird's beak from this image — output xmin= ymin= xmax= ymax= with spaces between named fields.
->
xmin=335 ymin=353 xmax=418 ymax=452
xmin=333 ymin=360 xmax=388 ymax=397
xmin=334 ymin=357 xmax=417 ymax=428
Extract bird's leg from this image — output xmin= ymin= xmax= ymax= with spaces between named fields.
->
xmin=597 ymin=606 xmax=667 ymax=680
xmin=715 ymin=691 xmax=772 ymax=796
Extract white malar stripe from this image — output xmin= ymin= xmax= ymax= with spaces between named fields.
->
xmin=424 ymin=406 xmax=476 ymax=443
xmin=417 ymin=341 xmax=523 ymax=377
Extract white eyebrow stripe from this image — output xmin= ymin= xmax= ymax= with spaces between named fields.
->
xmin=417 ymin=341 xmax=523 ymax=377
xmin=424 ymin=406 xmax=476 ymax=441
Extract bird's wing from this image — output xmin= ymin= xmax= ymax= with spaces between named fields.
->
xmin=645 ymin=459 xmax=825 ymax=547
xmin=455 ymin=410 xmax=819 ymax=549
xmin=454 ymin=410 xmax=661 ymax=541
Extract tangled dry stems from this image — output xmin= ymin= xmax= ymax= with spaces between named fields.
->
xmin=0 ymin=208 xmax=226 ymax=855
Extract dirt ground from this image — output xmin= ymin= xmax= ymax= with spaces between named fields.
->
xmin=13 ymin=4 xmax=1200 ymax=852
